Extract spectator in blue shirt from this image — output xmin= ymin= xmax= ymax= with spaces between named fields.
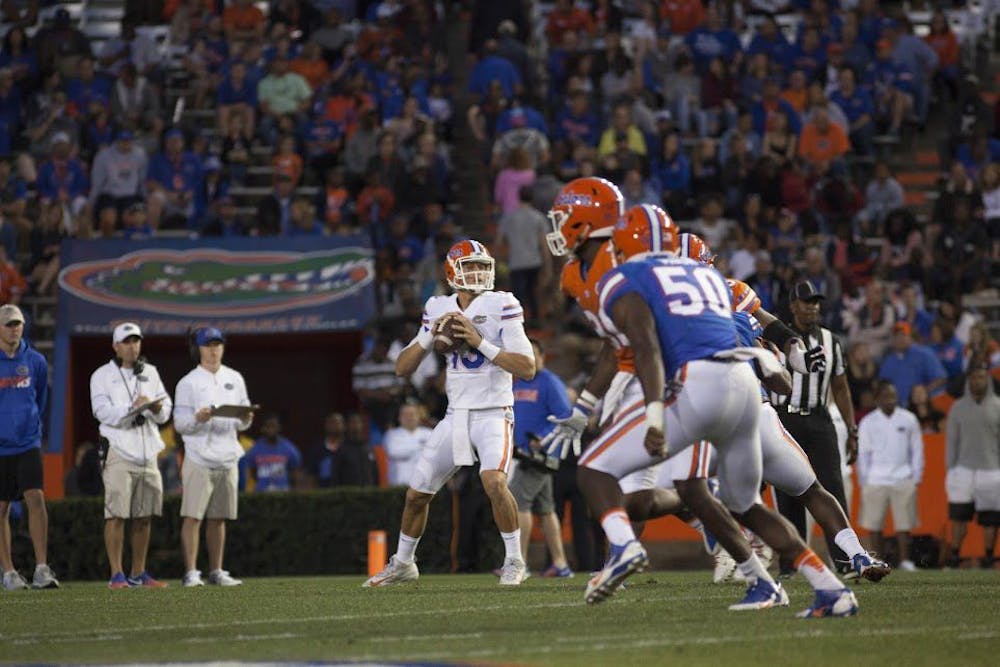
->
xmin=497 ymin=102 xmax=547 ymax=136
xmin=217 ymin=61 xmax=259 ymax=138
xmin=747 ymin=17 xmax=793 ymax=72
xmin=146 ymin=128 xmax=205 ymax=229
xmin=468 ymin=39 xmax=521 ymax=100
xmin=66 ymin=56 xmax=111 ymax=113
xmin=246 ymin=414 xmax=303 ymax=492
xmin=653 ymin=132 xmax=692 ymax=213
xmin=789 ymin=28 xmax=826 ymax=82
xmin=510 ymin=339 xmax=573 ymax=577
xmin=751 ymin=77 xmax=801 ymax=136
xmin=553 ymin=91 xmax=599 ymax=148
xmin=684 ymin=5 xmax=742 ymax=72
xmin=830 ymin=68 xmax=875 ymax=155
xmin=879 ymin=321 xmax=948 ymax=401
xmin=381 ymin=214 xmax=424 ymax=267
xmin=36 ymin=133 xmax=89 ymax=211
xmin=864 ymin=40 xmax=914 ymax=136
xmin=928 ymin=320 xmax=964 ymax=381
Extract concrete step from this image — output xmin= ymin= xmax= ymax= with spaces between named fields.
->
xmin=897 ymin=172 xmax=941 ymax=188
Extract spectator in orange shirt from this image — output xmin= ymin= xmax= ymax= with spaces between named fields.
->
xmin=0 ymin=245 xmax=27 ymax=304
xmin=223 ymin=0 xmax=265 ymax=44
xmin=781 ymin=69 xmax=809 ymax=114
xmin=545 ymin=0 xmax=595 ymax=42
xmin=272 ymin=135 xmax=303 ymax=186
xmin=356 ymin=169 xmax=395 ymax=227
xmin=925 ymin=11 xmax=960 ymax=99
xmin=798 ymin=107 xmax=850 ymax=171
xmin=290 ymin=42 xmax=330 ymax=92
xmin=660 ymin=0 xmax=705 ymax=35
xmin=323 ymin=73 xmax=375 ymax=139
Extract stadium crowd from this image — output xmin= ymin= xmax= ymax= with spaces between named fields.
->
xmin=1 ymin=0 xmax=998 ymax=569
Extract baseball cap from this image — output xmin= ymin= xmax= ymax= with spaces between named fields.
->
xmin=791 ymin=281 xmax=825 ymax=302
xmin=892 ymin=321 xmax=912 ymax=336
xmin=113 ymin=322 xmax=143 ymax=343
xmin=0 ymin=304 xmax=25 ymax=326
xmin=164 ymin=127 xmax=184 ymax=141
xmin=50 ymin=132 xmax=70 ymax=146
xmin=117 ymin=129 xmax=134 ymax=142
xmin=195 ymin=327 xmax=226 ymax=346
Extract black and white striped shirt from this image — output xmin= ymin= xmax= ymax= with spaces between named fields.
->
xmin=771 ymin=326 xmax=845 ymax=413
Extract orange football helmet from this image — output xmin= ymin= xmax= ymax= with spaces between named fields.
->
xmin=444 ymin=239 xmax=495 ymax=293
xmin=612 ymin=204 xmax=679 ymax=262
xmin=546 ymin=177 xmax=624 ymax=256
xmin=728 ymin=278 xmax=762 ymax=314
xmin=678 ymin=233 xmax=715 ymax=264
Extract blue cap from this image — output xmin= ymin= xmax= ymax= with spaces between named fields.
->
xmin=195 ymin=327 xmax=225 ymax=346
xmin=165 ymin=127 xmax=184 ymax=141
xmin=117 ymin=130 xmax=134 ymax=141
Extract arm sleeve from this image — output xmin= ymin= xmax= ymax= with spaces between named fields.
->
xmin=173 ymin=377 xmax=206 ymax=436
xmin=90 ymin=368 xmax=132 ymax=428
xmin=911 ymin=415 xmax=925 ymax=483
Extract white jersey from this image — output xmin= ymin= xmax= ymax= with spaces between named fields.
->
xmin=422 ymin=291 xmax=532 ymax=410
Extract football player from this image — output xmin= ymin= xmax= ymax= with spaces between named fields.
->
xmin=682 ymin=234 xmax=891 ymax=583
xmin=544 ymin=188 xmax=782 ymax=610
xmin=364 ymin=240 xmax=536 ymax=587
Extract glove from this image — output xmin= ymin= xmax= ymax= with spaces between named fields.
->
xmin=541 ymin=391 xmax=596 ymax=460
xmin=787 ymin=341 xmax=826 ymax=374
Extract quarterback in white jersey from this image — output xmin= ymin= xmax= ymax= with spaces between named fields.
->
xmin=364 ymin=239 xmax=536 ymax=588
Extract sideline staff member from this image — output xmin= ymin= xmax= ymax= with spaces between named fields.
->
xmin=90 ymin=322 xmax=171 ymax=589
xmin=0 ymin=304 xmax=59 ymax=590
xmin=772 ymin=282 xmax=857 ymax=574
xmin=174 ymin=327 xmax=253 ymax=587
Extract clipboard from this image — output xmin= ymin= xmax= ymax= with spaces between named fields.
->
xmin=211 ymin=404 xmax=260 ymax=418
xmin=122 ymin=394 xmax=168 ymax=421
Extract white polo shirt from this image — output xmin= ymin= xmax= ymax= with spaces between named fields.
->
xmin=174 ymin=364 xmax=251 ymax=469
xmin=90 ymin=360 xmax=171 ymax=466
xmin=384 ymin=425 xmax=432 ymax=486
xmin=857 ymin=406 xmax=924 ymax=487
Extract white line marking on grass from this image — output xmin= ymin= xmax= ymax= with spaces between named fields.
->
xmin=10 ymin=634 xmax=124 ymax=646
xmin=378 ymin=633 xmax=484 ymax=642
xmin=182 ymin=633 xmax=302 ymax=644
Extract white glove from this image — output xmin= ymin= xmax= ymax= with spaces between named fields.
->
xmin=787 ymin=341 xmax=826 ymax=374
xmin=541 ymin=391 xmax=597 ymax=460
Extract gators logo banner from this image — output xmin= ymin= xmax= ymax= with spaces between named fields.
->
xmin=57 ymin=237 xmax=376 ymax=335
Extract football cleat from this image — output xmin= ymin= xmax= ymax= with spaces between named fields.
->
xmin=182 ymin=570 xmax=205 ymax=587
xmin=851 ymin=553 xmax=891 ymax=582
xmin=108 ymin=572 xmax=131 ymax=589
xmin=796 ymin=588 xmax=859 ymax=618
xmin=499 ymin=557 xmax=527 ymax=585
xmin=207 ymin=570 xmax=242 ymax=586
xmin=585 ymin=540 xmax=649 ymax=604
xmin=31 ymin=564 xmax=60 ymax=589
xmin=127 ymin=571 xmax=168 ymax=588
xmin=729 ymin=578 xmax=789 ymax=611
xmin=3 ymin=570 xmax=29 ymax=591
xmin=362 ymin=555 xmax=419 ymax=588
xmin=713 ymin=550 xmax=737 ymax=583
xmin=539 ymin=564 xmax=574 ymax=578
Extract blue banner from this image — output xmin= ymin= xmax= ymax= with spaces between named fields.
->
xmin=56 ymin=235 xmax=376 ymax=334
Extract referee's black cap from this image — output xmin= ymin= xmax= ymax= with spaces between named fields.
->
xmin=791 ymin=281 xmax=825 ymax=302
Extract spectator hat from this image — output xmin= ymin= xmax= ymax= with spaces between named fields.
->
xmin=164 ymin=128 xmax=184 ymax=141
xmin=791 ymin=281 xmax=825 ymax=303
xmin=0 ymin=304 xmax=25 ymax=326
xmin=204 ymin=156 xmax=222 ymax=172
xmin=112 ymin=322 xmax=143 ymax=343
xmin=498 ymin=20 xmax=517 ymax=36
xmin=892 ymin=321 xmax=912 ymax=336
xmin=50 ymin=132 xmax=70 ymax=146
xmin=195 ymin=327 xmax=226 ymax=346
xmin=117 ymin=130 xmax=134 ymax=142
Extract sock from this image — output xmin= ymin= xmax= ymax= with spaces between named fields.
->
xmin=396 ymin=533 xmax=420 ymax=564
xmin=185 ymin=569 xmax=200 ymax=579
xmin=34 ymin=563 xmax=46 ymax=570
xmin=834 ymin=528 xmax=866 ymax=560
xmin=500 ymin=530 xmax=521 ymax=560
xmin=794 ymin=549 xmax=844 ymax=591
xmin=600 ymin=508 xmax=637 ymax=547
xmin=737 ymin=553 xmax=777 ymax=585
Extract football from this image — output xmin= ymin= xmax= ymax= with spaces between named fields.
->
xmin=433 ymin=316 xmax=465 ymax=354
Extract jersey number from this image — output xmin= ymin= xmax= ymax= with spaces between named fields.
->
xmin=652 ymin=266 xmax=731 ymax=318
xmin=451 ymin=348 xmax=486 ymax=369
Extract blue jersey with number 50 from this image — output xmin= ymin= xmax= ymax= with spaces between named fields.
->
xmin=597 ymin=256 xmax=736 ymax=378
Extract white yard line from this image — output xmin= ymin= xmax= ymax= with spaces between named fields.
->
xmin=182 ymin=633 xmax=302 ymax=644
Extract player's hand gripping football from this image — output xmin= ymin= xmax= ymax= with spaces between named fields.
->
xmin=448 ymin=312 xmax=483 ymax=348
xmin=644 ymin=424 xmax=667 ymax=458
xmin=542 ymin=393 xmax=596 ymax=460
xmin=787 ymin=341 xmax=826 ymax=374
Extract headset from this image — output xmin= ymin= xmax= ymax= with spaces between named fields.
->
xmin=113 ymin=354 xmax=146 ymax=376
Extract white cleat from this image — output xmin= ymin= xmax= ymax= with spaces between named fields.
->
xmin=2 ymin=570 xmax=29 ymax=591
xmin=182 ymin=570 xmax=205 ymax=587
xmin=729 ymin=578 xmax=790 ymax=611
xmin=713 ymin=551 xmax=737 ymax=583
xmin=498 ymin=557 xmax=527 ymax=585
xmin=31 ymin=564 xmax=59 ymax=589
xmin=363 ymin=555 xmax=419 ymax=588
xmin=208 ymin=569 xmax=243 ymax=586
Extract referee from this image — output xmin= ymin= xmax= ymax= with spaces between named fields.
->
xmin=772 ymin=281 xmax=858 ymax=575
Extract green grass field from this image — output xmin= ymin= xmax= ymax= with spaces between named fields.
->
xmin=1 ymin=570 xmax=997 ymax=666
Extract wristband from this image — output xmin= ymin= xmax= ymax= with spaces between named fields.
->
xmin=645 ymin=401 xmax=664 ymax=431
xmin=577 ymin=389 xmax=598 ymax=415
xmin=762 ymin=320 xmax=798 ymax=352
xmin=413 ymin=328 xmax=433 ymax=350
xmin=478 ymin=339 xmax=501 ymax=361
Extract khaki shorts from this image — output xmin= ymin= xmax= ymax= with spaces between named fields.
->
xmin=508 ymin=461 xmax=555 ymax=514
xmin=103 ymin=448 xmax=164 ymax=519
xmin=180 ymin=458 xmax=238 ymax=520
xmin=860 ymin=480 xmax=918 ymax=532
